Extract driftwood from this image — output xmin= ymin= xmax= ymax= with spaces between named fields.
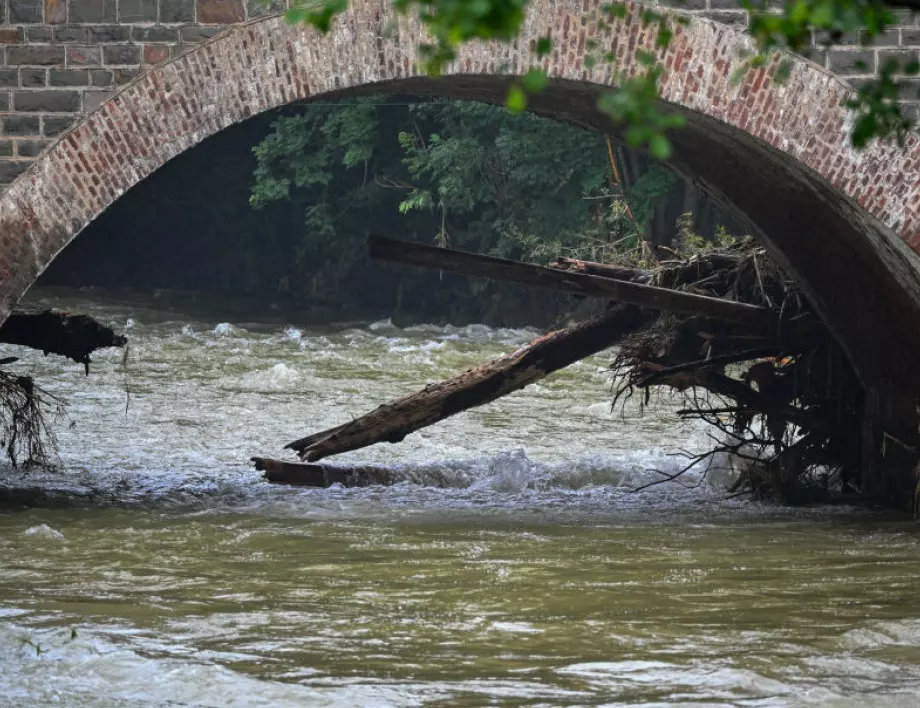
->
xmin=286 ymin=304 xmax=649 ymax=461
xmin=0 ymin=309 xmax=127 ymax=372
xmin=252 ymin=457 xmax=402 ymax=487
xmin=368 ymin=235 xmax=775 ymax=328
xmin=548 ymin=256 xmax=651 ymax=283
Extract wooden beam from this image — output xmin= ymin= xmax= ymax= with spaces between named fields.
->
xmin=368 ymin=235 xmax=775 ymax=328
xmin=285 ymin=304 xmax=648 ymax=461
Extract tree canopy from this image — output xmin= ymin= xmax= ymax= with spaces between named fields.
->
xmin=249 ymin=97 xmax=732 ymax=322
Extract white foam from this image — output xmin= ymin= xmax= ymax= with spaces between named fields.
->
xmin=23 ymin=524 xmax=64 ymax=539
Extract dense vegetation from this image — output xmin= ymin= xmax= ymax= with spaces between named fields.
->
xmin=46 ymin=98 xmax=735 ymax=327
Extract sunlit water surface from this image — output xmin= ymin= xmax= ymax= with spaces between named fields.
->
xmin=1 ymin=288 xmax=919 ymax=707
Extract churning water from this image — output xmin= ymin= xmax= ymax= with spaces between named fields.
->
xmin=1 ymin=288 xmax=920 ymax=707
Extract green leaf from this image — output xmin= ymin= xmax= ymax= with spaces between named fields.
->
xmin=636 ymin=49 xmax=657 ymax=67
xmin=506 ymin=84 xmax=527 ymax=113
xmin=535 ymin=36 xmax=553 ymax=57
xmin=522 ymin=68 xmax=549 ymax=93
xmin=649 ymin=134 xmax=672 ymax=160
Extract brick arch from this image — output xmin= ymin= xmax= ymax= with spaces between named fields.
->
xmin=2 ymin=0 xmax=920 ymax=386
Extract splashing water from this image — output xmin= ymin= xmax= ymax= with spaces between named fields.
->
xmin=0 ymin=288 xmax=919 ymax=707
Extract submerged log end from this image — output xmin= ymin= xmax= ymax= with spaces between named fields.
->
xmin=252 ymin=456 xmax=329 ymax=486
xmin=0 ymin=309 xmax=127 ymax=367
xmin=252 ymin=456 xmax=400 ymax=488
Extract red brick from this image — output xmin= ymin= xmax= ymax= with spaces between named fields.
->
xmin=44 ymin=0 xmax=65 ymax=23
xmin=0 ymin=28 xmax=23 ymax=44
xmin=143 ymin=45 xmax=170 ymax=65
xmin=197 ymin=0 xmax=244 ymax=24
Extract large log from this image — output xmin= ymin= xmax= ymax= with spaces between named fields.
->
xmin=0 ymin=309 xmax=127 ymax=372
xmin=547 ymin=256 xmax=651 ymax=283
xmin=286 ymin=304 xmax=649 ymax=461
xmin=368 ymin=235 xmax=775 ymax=328
xmin=252 ymin=457 xmax=402 ymax=487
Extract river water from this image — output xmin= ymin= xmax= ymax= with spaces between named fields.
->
xmin=2 ymin=288 xmax=920 ymax=707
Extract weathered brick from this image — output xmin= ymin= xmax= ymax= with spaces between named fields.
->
xmin=143 ymin=44 xmax=169 ymax=64
xmin=41 ymin=113 xmax=75 ymax=136
xmin=89 ymin=67 xmax=112 ymax=85
xmin=247 ymin=0 xmax=283 ymax=18
xmin=2 ymin=115 xmax=40 ymax=135
xmin=54 ymin=26 xmax=90 ymax=43
xmin=16 ymin=139 xmax=47 ymax=156
xmin=82 ymin=88 xmax=110 ymax=110
xmin=180 ymin=25 xmax=221 ymax=43
xmin=0 ymin=161 xmax=30 ymax=183
xmin=132 ymin=26 xmax=178 ymax=42
xmin=878 ymin=49 xmax=920 ymax=72
xmin=14 ymin=89 xmax=80 ymax=111
xmin=113 ymin=66 xmax=140 ymax=83
xmin=69 ymin=0 xmax=116 ymax=23
xmin=800 ymin=48 xmax=827 ymax=68
xmin=19 ymin=68 xmax=46 ymax=86
xmin=0 ymin=141 xmax=13 ymax=157
xmin=0 ymin=92 xmax=11 ymax=112
xmin=119 ymin=0 xmax=157 ymax=22
xmin=25 ymin=26 xmax=53 ymax=43
xmin=65 ymin=45 xmax=101 ymax=65
xmin=198 ymin=0 xmax=243 ymax=23
xmin=901 ymin=29 xmax=920 ymax=46
xmin=700 ymin=10 xmax=747 ymax=28
xmin=103 ymin=44 xmax=140 ymax=64
xmin=0 ymin=70 xmax=18 ymax=87
xmin=160 ymin=0 xmax=194 ymax=23
xmin=659 ymin=0 xmax=706 ymax=9
xmin=0 ymin=28 xmax=25 ymax=44
xmin=49 ymin=68 xmax=88 ymax=85
xmin=898 ymin=79 xmax=920 ymax=101
xmin=8 ymin=0 xmax=43 ymax=23
xmin=44 ymin=0 xmax=65 ymax=23
xmin=861 ymin=29 xmax=901 ymax=47
xmin=813 ymin=29 xmax=860 ymax=47
xmin=889 ymin=9 xmax=917 ymax=25
xmin=828 ymin=49 xmax=876 ymax=75
xmin=88 ymin=25 xmax=130 ymax=42
xmin=7 ymin=46 xmax=65 ymax=65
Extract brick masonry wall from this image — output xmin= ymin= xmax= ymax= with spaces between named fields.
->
xmin=649 ymin=2 xmax=920 ymax=115
xmin=0 ymin=0 xmax=289 ymax=183
xmin=0 ymin=0 xmax=916 ymax=186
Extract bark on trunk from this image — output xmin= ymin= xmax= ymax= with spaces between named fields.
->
xmin=253 ymin=457 xmax=403 ymax=487
xmin=547 ymin=257 xmax=650 ymax=283
xmin=369 ymin=235 xmax=775 ymax=328
xmin=0 ymin=309 xmax=127 ymax=371
xmin=286 ymin=304 xmax=649 ymax=461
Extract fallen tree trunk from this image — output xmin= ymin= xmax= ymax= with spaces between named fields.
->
xmin=286 ymin=304 xmax=649 ymax=461
xmin=0 ymin=309 xmax=127 ymax=372
xmin=252 ymin=457 xmax=402 ymax=487
xmin=368 ymin=235 xmax=775 ymax=328
xmin=548 ymin=256 xmax=651 ymax=283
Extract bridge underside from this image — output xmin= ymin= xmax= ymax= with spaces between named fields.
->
xmin=344 ymin=76 xmax=920 ymax=390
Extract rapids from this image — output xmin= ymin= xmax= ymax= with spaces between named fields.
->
xmin=1 ymin=288 xmax=919 ymax=707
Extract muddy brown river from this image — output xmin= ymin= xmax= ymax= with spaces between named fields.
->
xmin=1 ymin=289 xmax=919 ymax=707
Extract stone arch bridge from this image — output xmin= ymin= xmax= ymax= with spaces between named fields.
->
xmin=0 ymin=0 xmax=919 ymax=391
